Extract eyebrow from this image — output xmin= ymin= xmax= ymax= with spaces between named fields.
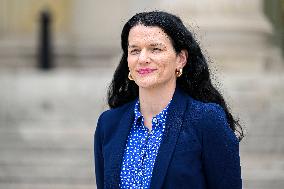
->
xmin=128 ymin=43 xmax=165 ymax=48
xmin=149 ymin=43 xmax=164 ymax=47
xmin=128 ymin=45 xmax=138 ymax=49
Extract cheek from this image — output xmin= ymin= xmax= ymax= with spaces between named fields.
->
xmin=158 ymin=59 xmax=176 ymax=75
xmin=127 ymin=57 xmax=136 ymax=70
xmin=156 ymin=53 xmax=176 ymax=65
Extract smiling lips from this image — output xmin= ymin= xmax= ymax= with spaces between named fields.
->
xmin=138 ymin=68 xmax=157 ymax=75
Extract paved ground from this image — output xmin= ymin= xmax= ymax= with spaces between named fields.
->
xmin=0 ymin=67 xmax=283 ymax=189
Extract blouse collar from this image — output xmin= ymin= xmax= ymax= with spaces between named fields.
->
xmin=133 ymin=99 xmax=172 ymax=128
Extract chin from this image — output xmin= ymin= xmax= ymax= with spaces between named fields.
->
xmin=135 ymin=77 xmax=159 ymax=89
xmin=136 ymin=82 xmax=157 ymax=89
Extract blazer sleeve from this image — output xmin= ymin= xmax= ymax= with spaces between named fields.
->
xmin=202 ymin=104 xmax=242 ymax=189
xmin=94 ymin=112 xmax=105 ymax=189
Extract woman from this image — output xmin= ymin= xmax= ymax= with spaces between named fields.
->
xmin=94 ymin=11 xmax=243 ymax=189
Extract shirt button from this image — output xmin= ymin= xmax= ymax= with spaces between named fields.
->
xmin=153 ymin=118 xmax=157 ymax=123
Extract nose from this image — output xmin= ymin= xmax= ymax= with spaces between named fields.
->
xmin=138 ymin=49 xmax=150 ymax=64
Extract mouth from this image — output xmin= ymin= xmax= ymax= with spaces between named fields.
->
xmin=137 ymin=68 xmax=157 ymax=75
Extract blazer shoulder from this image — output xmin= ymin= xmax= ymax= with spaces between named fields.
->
xmin=189 ymin=99 xmax=239 ymax=144
xmin=188 ymin=98 xmax=226 ymax=121
xmin=97 ymin=100 xmax=136 ymax=130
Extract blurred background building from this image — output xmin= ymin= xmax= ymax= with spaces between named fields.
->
xmin=0 ymin=0 xmax=283 ymax=188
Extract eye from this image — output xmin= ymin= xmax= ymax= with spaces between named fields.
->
xmin=152 ymin=47 xmax=162 ymax=53
xmin=129 ymin=49 xmax=140 ymax=55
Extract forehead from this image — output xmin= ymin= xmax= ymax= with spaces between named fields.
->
xmin=128 ymin=24 xmax=171 ymax=45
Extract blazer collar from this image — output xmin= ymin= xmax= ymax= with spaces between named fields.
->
xmin=150 ymin=87 xmax=189 ymax=189
xmin=107 ymin=87 xmax=189 ymax=188
xmin=105 ymin=100 xmax=136 ymax=188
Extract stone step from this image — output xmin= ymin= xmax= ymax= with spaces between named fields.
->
xmin=0 ymin=183 xmax=96 ymax=189
xmin=0 ymin=164 xmax=93 ymax=182
xmin=0 ymin=127 xmax=94 ymax=150
xmin=240 ymin=136 xmax=284 ymax=153
xmin=242 ymin=153 xmax=284 ymax=189
xmin=244 ymin=180 xmax=284 ymax=189
xmin=0 ymin=148 xmax=95 ymax=186
xmin=0 ymin=119 xmax=99 ymax=129
xmin=0 ymin=153 xmax=91 ymax=167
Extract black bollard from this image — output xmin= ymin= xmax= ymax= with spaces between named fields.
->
xmin=38 ymin=9 xmax=54 ymax=70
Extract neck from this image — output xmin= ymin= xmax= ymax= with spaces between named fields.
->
xmin=139 ymin=81 xmax=176 ymax=118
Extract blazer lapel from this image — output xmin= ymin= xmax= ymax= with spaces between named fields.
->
xmin=150 ymin=87 xmax=189 ymax=189
xmin=106 ymin=101 xmax=136 ymax=188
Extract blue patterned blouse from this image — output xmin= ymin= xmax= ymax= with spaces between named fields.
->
xmin=119 ymin=100 xmax=171 ymax=189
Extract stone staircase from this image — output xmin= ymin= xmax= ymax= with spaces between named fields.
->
xmin=220 ymin=71 xmax=284 ymax=189
xmin=0 ymin=64 xmax=284 ymax=189
xmin=0 ymin=67 xmax=113 ymax=189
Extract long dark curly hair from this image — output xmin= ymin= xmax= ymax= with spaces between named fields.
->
xmin=107 ymin=11 xmax=244 ymax=140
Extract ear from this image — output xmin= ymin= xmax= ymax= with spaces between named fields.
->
xmin=177 ymin=49 xmax=188 ymax=69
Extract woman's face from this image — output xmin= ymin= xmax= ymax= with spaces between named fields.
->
xmin=127 ymin=24 xmax=187 ymax=89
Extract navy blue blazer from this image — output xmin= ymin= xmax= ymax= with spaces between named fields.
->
xmin=94 ymin=87 xmax=242 ymax=189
